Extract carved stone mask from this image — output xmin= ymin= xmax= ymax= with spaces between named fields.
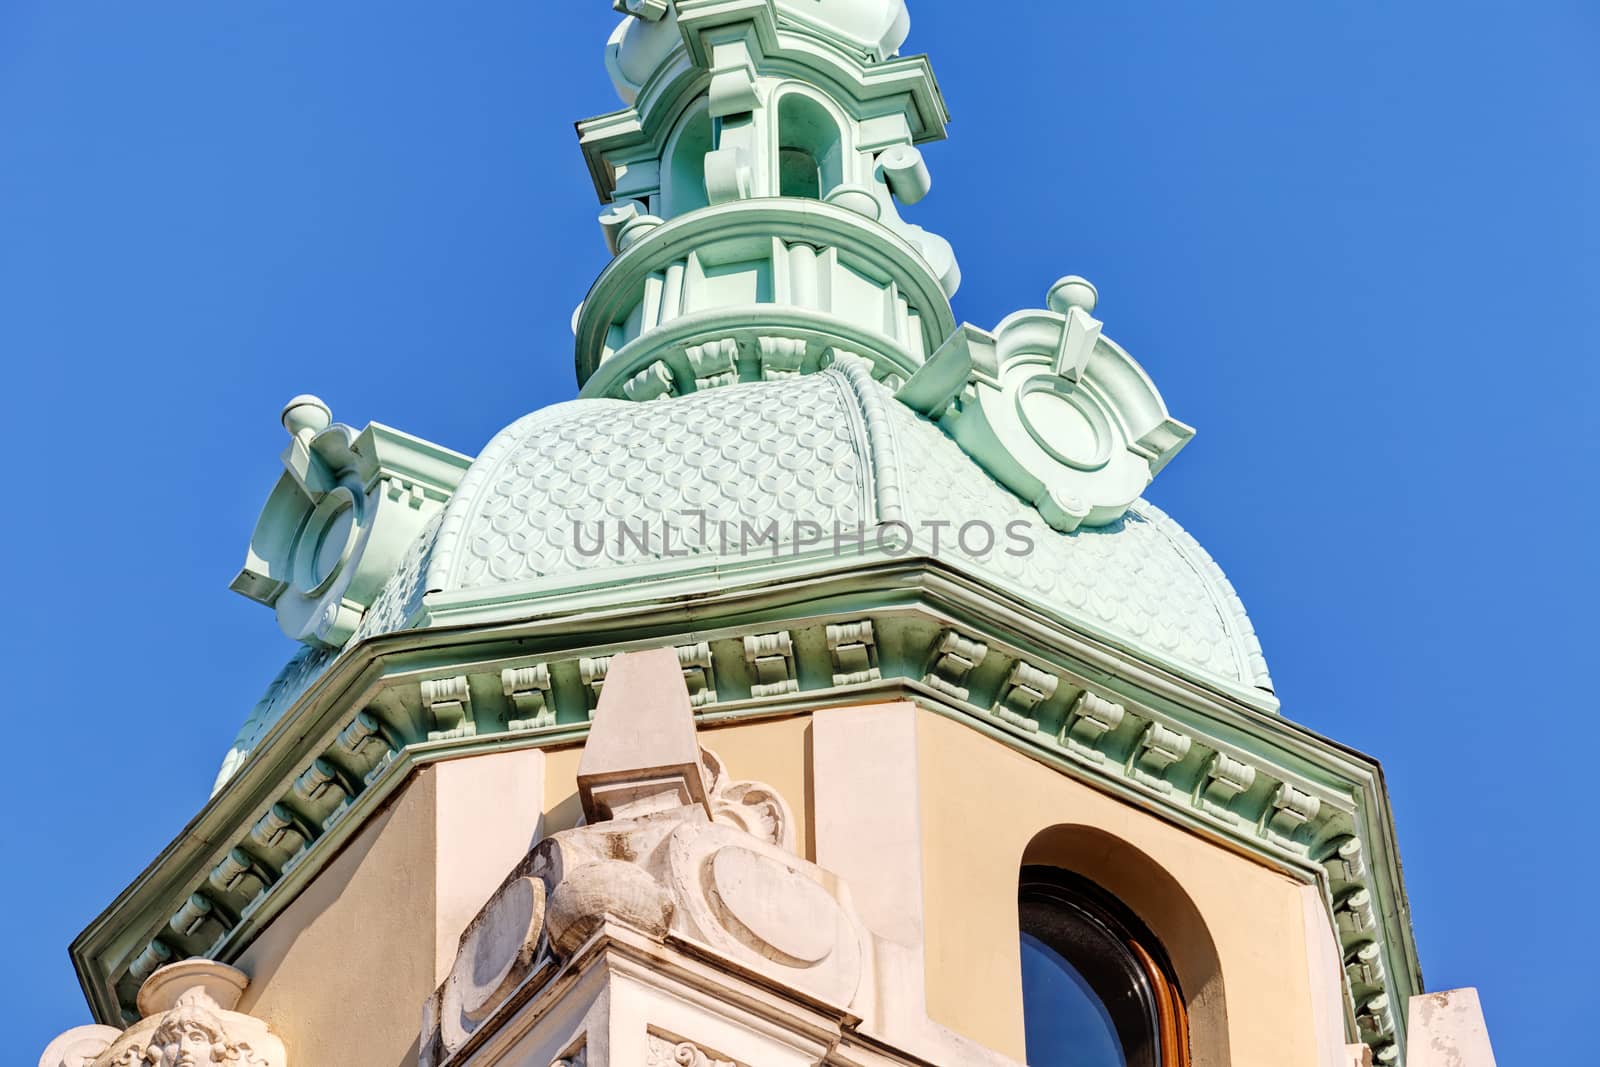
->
xmin=147 ymin=1004 xmax=227 ymax=1065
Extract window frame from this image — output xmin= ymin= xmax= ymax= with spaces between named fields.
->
xmin=1019 ymin=866 xmax=1192 ymax=1067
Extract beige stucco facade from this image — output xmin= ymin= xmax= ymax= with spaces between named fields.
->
xmin=235 ymin=750 xmax=550 ymax=1065
xmin=914 ymin=708 xmax=1330 ymax=1065
xmin=191 ymin=699 xmax=1348 ymax=1066
xmin=51 ymin=638 xmax=1496 ymax=1067
xmin=217 ymin=714 xmax=822 ymax=1065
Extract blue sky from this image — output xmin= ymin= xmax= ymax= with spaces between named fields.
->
xmin=2 ymin=2 xmax=1594 ymax=1060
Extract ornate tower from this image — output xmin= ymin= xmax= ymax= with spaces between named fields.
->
xmin=47 ymin=4 xmax=1498 ymax=1067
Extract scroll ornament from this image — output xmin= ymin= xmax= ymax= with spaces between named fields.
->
xmin=230 ymin=394 xmax=468 ymax=647
xmin=897 ymin=276 xmax=1194 ymax=532
xmin=421 ymin=649 xmax=865 ymax=1065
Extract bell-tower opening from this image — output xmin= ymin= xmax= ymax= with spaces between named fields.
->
xmin=779 ymin=146 xmax=822 ymax=199
xmin=776 ymin=91 xmax=843 ymax=199
xmin=665 ymin=100 xmax=714 ymax=217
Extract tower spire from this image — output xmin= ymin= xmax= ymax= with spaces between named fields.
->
xmin=573 ymin=0 xmax=958 ymax=398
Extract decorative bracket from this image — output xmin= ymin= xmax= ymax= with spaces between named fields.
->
xmin=992 ymin=660 xmax=1058 ymax=732
xmin=230 ymin=395 xmax=469 ymax=647
xmin=422 ymin=676 xmax=476 ymax=741
xmin=922 ymin=629 xmax=988 ymax=701
xmin=1198 ymin=752 xmax=1257 ymax=822
xmin=743 ymin=631 xmax=798 ymax=696
xmin=686 ymin=337 xmax=739 ymax=389
xmin=503 ymin=664 xmax=557 ymax=731
xmin=1061 ymin=691 xmax=1125 ymax=761
xmin=826 ymin=620 xmax=880 ymax=685
xmin=1131 ymin=722 xmax=1193 ymax=792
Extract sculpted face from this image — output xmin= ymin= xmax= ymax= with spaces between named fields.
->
xmin=37 ymin=964 xmax=285 ymax=1067
xmin=148 ymin=1012 xmax=225 ymax=1066
xmin=166 ymin=1025 xmax=214 ymax=1065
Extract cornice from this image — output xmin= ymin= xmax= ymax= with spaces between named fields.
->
xmin=72 ymin=560 xmax=1416 ymax=1063
xmin=420 ymin=548 xmax=1275 ymax=714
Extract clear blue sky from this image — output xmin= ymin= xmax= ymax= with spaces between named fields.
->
xmin=2 ymin=2 xmax=1593 ymax=1061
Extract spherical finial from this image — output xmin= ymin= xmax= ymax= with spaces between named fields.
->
xmin=1047 ymin=275 xmax=1099 ymax=316
xmin=281 ymin=394 xmax=333 ymax=439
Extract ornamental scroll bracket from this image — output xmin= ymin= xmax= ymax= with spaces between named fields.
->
xmin=39 ymin=960 xmax=286 ymax=1067
xmin=421 ymin=648 xmax=858 ymax=1067
xmin=897 ymin=276 xmax=1194 ymax=532
xmin=230 ymin=395 xmax=471 ymax=648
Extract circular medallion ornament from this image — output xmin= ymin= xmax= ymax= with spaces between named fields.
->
xmin=230 ymin=394 xmax=469 ymax=648
xmin=709 ymin=845 xmax=837 ymax=965
xmin=448 ymin=876 xmax=545 ymax=1028
xmin=665 ymin=822 xmax=863 ymax=1007
xmin=1016 ymin=377 xmax=1114 ymax=472
xmin=914 ymin=277 xmax=1194 ymax=533
xmin=293 ymin=487 xmax=359 ymax=596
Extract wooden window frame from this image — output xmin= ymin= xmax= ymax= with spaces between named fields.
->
xmin=1020 ymin=866 xmax=1192 ymax=1067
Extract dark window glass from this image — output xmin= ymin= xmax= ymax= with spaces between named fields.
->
xmin=779 ymin=146 xmax=822 ymax=199
xmin=1021 ymin=931 xmax=1129 ymax=1065
xmin=776 ymin=93 xmax=842 ymax=199
xmin=1019 ymin=868 xmax=1188 ymax=1067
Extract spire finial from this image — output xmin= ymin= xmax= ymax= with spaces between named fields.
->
xmin=279 ymin=394 xmax=332 ymax=441
xmin=575 ymin=0 xmax=955 ymax=398
xmin=1047 ymin=275 xmax=1100 ymax=316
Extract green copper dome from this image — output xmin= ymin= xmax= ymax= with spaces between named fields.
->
xmin=217 ymin=363 xmax=1269 ymax=791
xmin=218 ymin=0 xmax=1260 ymax=787
xmin=430 ymin=363 xmax=1269 ymax=687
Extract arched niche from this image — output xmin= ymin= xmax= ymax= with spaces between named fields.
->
xmin=1021 ymin=824 xmax=1232 ymax=1067
xmin=663 ymin=99 xmax=714 ymax=218
xmin=773 ymin=88 xmax=847 ymax=199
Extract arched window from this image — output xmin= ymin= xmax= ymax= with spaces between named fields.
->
xmin=1019 ymin=867 xmax=1191 ymax=1067
xmin=664 ymin=102 xmax=713 ymax=217
xmin=776 ymin=92 xmax=843 ymax=199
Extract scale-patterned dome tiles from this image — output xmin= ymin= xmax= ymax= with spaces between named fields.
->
xmin=427 ymin=374 xmax=873 ymax=591
xmin=219 ymin=367 xmax=1273 ymax=794
xmin=871 ymin=382 xmax=1269 ymax=690
xmin=423 ymin=364 xmax=1270 ymax=691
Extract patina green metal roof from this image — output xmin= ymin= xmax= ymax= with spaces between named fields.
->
xmin=217 ymin=362 xmax=1269 ymax=792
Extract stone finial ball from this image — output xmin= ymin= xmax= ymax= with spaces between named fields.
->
xmin=281 ymin=394 xmax=333 ymax=439
xmin=1047 ymin=275 xmax=1099 ymax=316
